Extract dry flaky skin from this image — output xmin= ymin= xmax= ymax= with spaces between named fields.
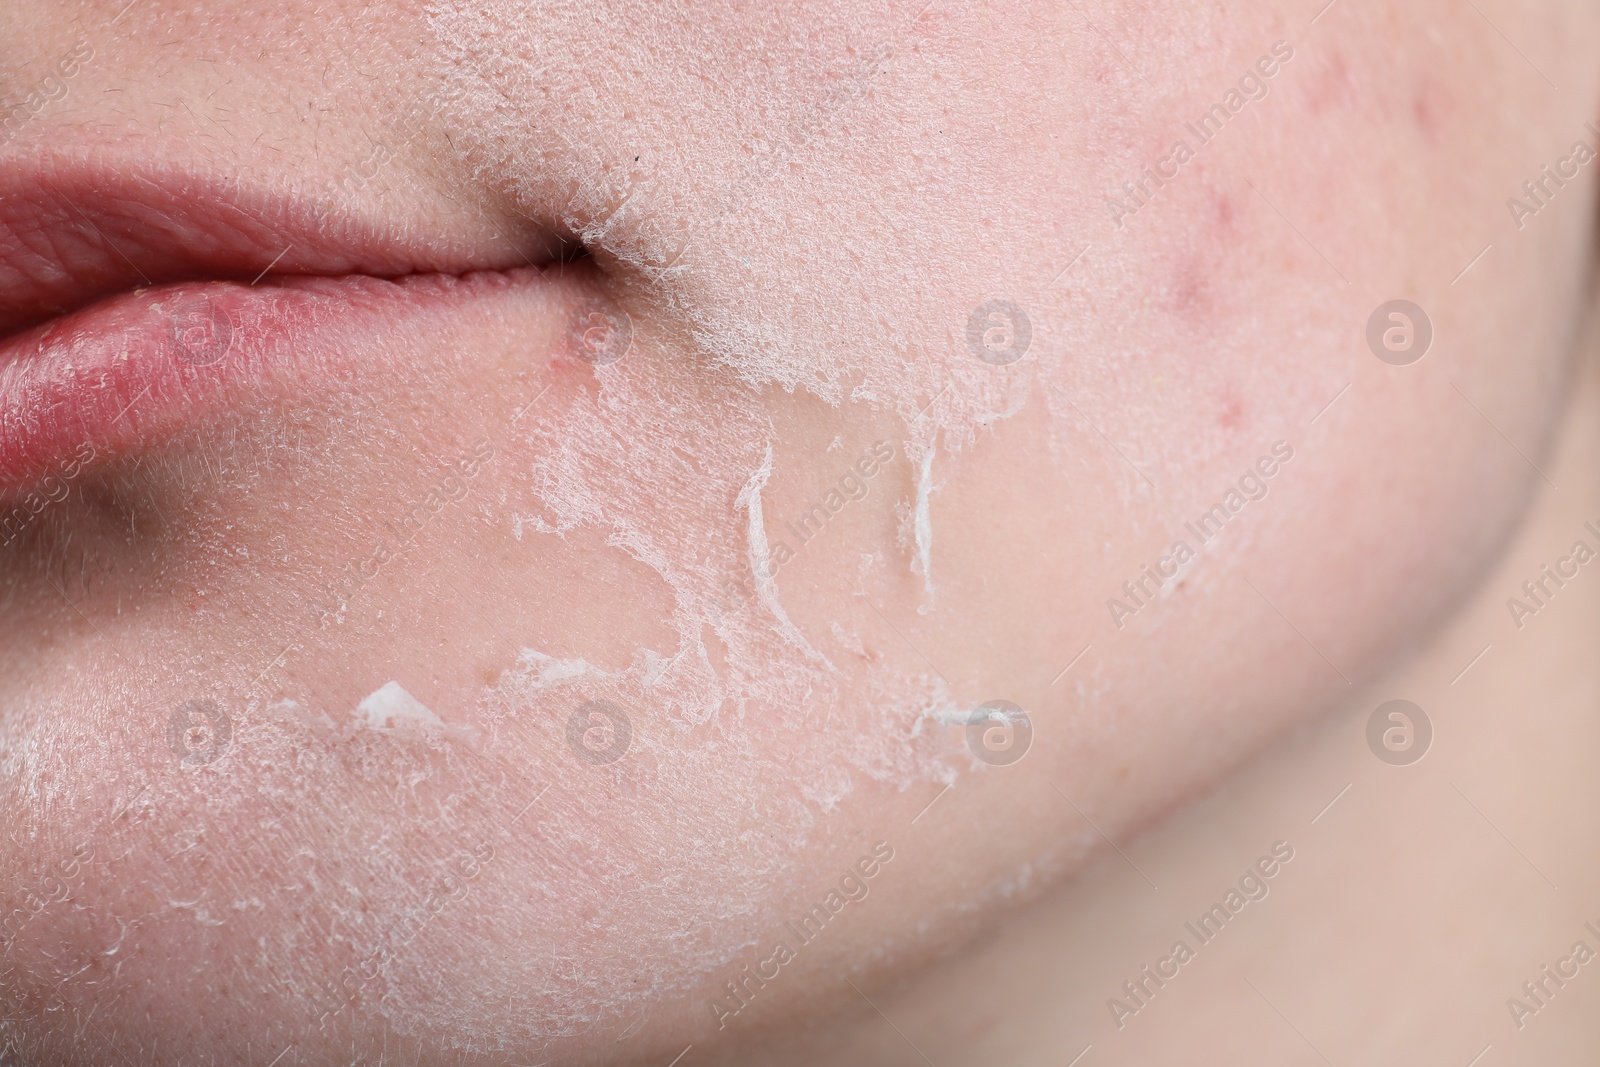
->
xmin=0 ymin=0 xmax=1597 ymax=1065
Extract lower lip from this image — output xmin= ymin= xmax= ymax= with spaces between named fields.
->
xmin=0 ymin=269 xmax=560 ymax=495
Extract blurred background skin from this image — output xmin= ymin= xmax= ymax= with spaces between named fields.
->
xmin=0 ymin=0 xmax=1596 ymax=1065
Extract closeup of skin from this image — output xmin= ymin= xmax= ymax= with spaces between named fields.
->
xmin=0 ymin=0 xmax=1596 ymax=1064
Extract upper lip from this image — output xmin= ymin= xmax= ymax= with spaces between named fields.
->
xmin=0 ymin=149 xmax=561 ymax=340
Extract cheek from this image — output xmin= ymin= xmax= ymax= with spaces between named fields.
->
xmin=1045 ymin=10 xmax=1573 ymax=669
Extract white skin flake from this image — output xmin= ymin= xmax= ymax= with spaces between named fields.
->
xmin=734 ymin=441 xmax=833 ymax=666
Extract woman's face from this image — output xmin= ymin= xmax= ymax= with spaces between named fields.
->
xmin=1 ymin=0 xmax=1594 ymax=1063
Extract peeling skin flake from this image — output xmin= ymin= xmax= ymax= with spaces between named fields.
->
xmin=355 ymin=681 xmax=444 ymax=729
xmin=734 ymin=441 xmax=832 ymax=666
xmin=912 ymin=440 xmax=937 ymax=602
xmin=377 ymin=0 xmax=1040 ymax=1046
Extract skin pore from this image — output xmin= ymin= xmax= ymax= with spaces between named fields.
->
xmin=0 ymin=1 xmax=1596 ymax=1064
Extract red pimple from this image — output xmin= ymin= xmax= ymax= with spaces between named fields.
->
xmin=1162 ymin=255 xmax=1210 ymax=323
xmin=1411 ymin=78 xmax=1447 ymax=142
xmin=1212 ymin=192 xmax=1236 ymax=234
xmin=1218 ymin=393 xmax=1244 ymax=431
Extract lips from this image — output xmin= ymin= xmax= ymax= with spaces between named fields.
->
xmin=0 ymin=155 xmax=565 ymax=496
